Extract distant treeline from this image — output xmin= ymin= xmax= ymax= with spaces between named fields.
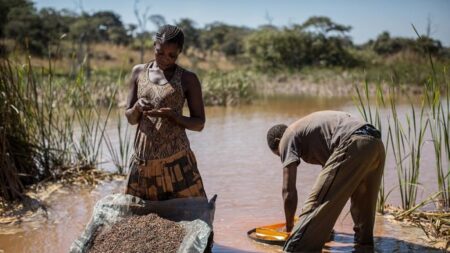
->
xmin=0 ymin=0 xmax=448 ymax=69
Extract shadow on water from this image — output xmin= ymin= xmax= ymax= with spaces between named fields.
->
xmin=323 ymin=232 xmax=445 ymax=253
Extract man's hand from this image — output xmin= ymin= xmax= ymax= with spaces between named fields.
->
xmin=285 ymin=222 xmax=294 ymax=233
xmin=280 ymin=226 xmax=291 ymax=233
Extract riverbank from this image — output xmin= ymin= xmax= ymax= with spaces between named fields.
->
xmin=0 ymin=168 xmax=124 ymax=226
xmin=0 ymin=179 xmax=448 ymax=252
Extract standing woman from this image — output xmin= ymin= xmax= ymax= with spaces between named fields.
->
xmin=124 ymin=25 xmax=207 ymax=200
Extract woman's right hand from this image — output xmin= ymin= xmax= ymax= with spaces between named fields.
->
xmin=134 ymin=98 xmax=153 ymax=113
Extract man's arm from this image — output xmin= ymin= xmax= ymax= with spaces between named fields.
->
xmin=283 ymin=162 xmax=298 ymax=232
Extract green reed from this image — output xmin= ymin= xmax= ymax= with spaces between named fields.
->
xmin=354 ymin=81 xmax=392 ymax=213
xmin=105 ymin=112 xmax=132 ymax=174
xmin=103 ymin=72 xmax=131 ymax=175
xmin=354 ymin=80 xmax=428 ymax=211
xmin=1 ymin=60 xmax=36 ymax=201
xmin=388 ymin=88 xmax=428 ymax=210
xmin=425 ymin=73 xmax=450 ymax=210
xmin=71 ymin=69 xmax=116 ymax=168
xmin=0 ymin=54 xmax=118 ymax=202
xmin=0 ymin=57 xmax=74 ymax=200
xmin=411 ymin=24 xmax=450 ymax=210
xmin=354 ymin=74 xmax=445 ymax=212
xmin=353 ymin=26 xmax=449 ymax=212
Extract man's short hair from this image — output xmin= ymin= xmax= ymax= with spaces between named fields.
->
xmin=267 ymin=124 xmax=288 ymax=151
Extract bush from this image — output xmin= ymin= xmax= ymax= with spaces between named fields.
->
xmin=373 ymin=31 xmax=443 ymax=57
xmin=244 ymin=29 xmax=358 ymax=69
xmin=201 ymin=70 xmax=255 ymax=106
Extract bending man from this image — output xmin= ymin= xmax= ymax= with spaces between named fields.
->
xmin=267 ymin=110 xmax=385 ymax=252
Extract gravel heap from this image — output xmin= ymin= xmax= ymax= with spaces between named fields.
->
xmin=88 ymin=213 xmax=186 ymax=253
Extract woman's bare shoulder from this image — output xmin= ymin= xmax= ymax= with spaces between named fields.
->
xmin=131 ymin=64 xmax=146 ymax=75
xmin=127 ymin=64 xmax=146 ymax=89
xmin=181 ymin=69 xmax=200 ymax=85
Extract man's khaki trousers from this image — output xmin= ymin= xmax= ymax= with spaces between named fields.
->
xmin=284 ymin=134 xmax=385 ymax=252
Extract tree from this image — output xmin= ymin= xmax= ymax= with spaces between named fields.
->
xmin=4 ymin=2 xmax=49 ymax=55
xmin=0 ymin=0 xmax=33 ymax=38
xmin=134 ymin=0 xmax=152 ymax=63
xmin=199 ymin=22 xmax=251 ymax=56
xmin=245 ymin=18 xmax=358 ymax=70
xmin=87 ymin=11 xmax=130 ymax=44
xmin=415 ymin=36 xmax=442 ymax=56
xmin=149 ymin=14 xmax=166 ymax=30
xmin=176 ymin=18 xmax=198 ymax=53
xmin=39 ymin=8 xmax=71 ymax=45
xmin=297 ymin=16 xmax=351 ymax=36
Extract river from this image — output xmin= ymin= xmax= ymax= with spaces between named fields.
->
xmin=0 ymin=95 xmax=446 ymax=252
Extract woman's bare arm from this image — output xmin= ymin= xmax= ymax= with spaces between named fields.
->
xmin=125 ymin=64 xmax=152 ymax=125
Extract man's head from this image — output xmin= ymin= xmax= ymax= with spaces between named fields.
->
xmin=153 ymin=25 xmax=184 ymax=70
xmin=267 ymin=124 xmax=288 ymax=156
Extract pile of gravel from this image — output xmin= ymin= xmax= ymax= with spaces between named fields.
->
xmin=88 ymin=213 xmax=186 ymax=253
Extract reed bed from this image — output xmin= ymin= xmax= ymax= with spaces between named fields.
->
xmin=105 ymin=111 xmax=132 ymax=175
xmin=0 ymin=57 xmax=119 ymax=204
xmin=354 ymin=29 xmax=449 ymax=244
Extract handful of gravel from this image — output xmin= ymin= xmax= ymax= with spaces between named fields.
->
xmin=88 ymin=213 xmax=186 ymax=253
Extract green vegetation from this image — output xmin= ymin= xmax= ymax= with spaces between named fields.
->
xmin=1 ymin=0 xmax=449 ymax=89
xmin=245 ymin=17 xmax=358 ymax=69
xmin=0 ymin=57 xmax=118 ymax=203
xmin=202 ymin=70 xmax=255 ymax=106
xmin=354 ymin=72 xmax=450 ymax=243
xmin=105 ymin=112 xmax=132 ymax=175
xmin=426 ymin=72 xmax=450 ymax=209
xmin=354 ymin=39 xmax=450 ymax=212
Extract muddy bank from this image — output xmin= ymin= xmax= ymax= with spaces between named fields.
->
xmin=0 ymin=169 xmax=124 ymax=226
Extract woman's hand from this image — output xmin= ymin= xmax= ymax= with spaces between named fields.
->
xmin=144 ymin=107 xmax=179 ymax=121
xmin=134 ymin=98 xmax=153 ymax=113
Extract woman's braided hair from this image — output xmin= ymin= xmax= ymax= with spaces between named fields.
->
xmin=154 ymin=24 xmax=184 ymax=50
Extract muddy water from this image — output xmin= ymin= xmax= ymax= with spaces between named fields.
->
xmin=0 ymin=96 xmax=446 ymax=252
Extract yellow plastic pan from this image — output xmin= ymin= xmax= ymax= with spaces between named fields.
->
xmin=247 ymin=218 xmax=298 ymax=246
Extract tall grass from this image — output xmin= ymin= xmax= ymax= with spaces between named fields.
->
xmin=354 ymin=80 xmax=429 ymax=211
xmin=387 ymin=89 xmax=428 ymax=210
xmin=105 ymin=112 xmax=132 ymax=174
xmin=412 ymin=22 xmax=450 ymax=210
xmin=0 ymin=55 xmax=118 ymax=203
xmin=425 ymin=74 xmax=450 ymax=210
xmin=71 ymin=71 xmax=116 ymax=168
xmin=353 ymin=25 xmax=450 ymax=212
xmin=354 ymin=81 xmax=392 ymax=213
